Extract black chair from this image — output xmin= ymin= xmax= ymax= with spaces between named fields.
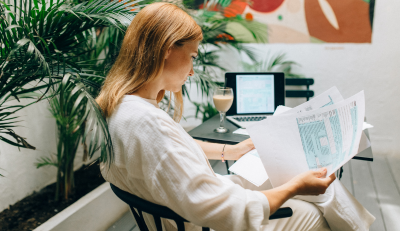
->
xmin=110 ymin=183 xmax=293 ymax=231
xmin=285 ymin=78 xmax=314 ymax=101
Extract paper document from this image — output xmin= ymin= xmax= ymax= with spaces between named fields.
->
xmin=276 ymin=86 xmax=371 ymax=158
xmin=274 ymin=105 xmax=292 ymax=115
xmin=247 ymin=91 xmax=366 ymax=187
xmin=228 ymin=149 xmax=269 ymax=187
xmin=358 ymin=131 xmax=371 ymax=153
xmin=233 ymin=128 xmax=249 ymax=136
xmin=363 ymin=122 xmax=373 ymax=130
xmin=228 ymin=87 xmax=371 ymax=187
xmin=274 ymin=115 xmax=372 ymax=155
xmin=278 ymin=86 xmax=345 ymax=116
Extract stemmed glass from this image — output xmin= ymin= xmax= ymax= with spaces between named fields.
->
xmin=213 ymin=87 xmax=234 ymax=133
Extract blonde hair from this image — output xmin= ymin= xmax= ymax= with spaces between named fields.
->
xmin=96 ymin=2 xmax=202 ymax=121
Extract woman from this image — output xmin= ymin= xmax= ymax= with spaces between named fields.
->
xmin=96 ymin=3 xmax=375 ymax=230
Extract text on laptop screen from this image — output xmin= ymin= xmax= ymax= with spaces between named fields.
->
xmin=236 ymin=74 xmax=275 ymax=114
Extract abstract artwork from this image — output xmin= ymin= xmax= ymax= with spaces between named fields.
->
xmin=203 ymin=0 xmax=375 ymax=43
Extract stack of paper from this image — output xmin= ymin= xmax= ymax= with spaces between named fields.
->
xmin=228 ymin=149 xmax=268 ymax=187
xmin=232 ymin=128 xmax=250 ymax=136
xmin=231 ymin=87 xmax=372 ymax=188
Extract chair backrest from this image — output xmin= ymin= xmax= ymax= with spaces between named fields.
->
xmin=110 ymin=183 xmax=293 ymax=231
xmin=110 ymin=183 xmax=210 ymax=231
xmin=286 ymin=78 xmax=315 ymax=101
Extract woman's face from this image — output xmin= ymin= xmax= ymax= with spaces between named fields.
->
xmin=161 ymin=41 xmax=199 ymax=92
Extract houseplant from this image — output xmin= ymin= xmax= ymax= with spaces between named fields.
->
xmin=0 ymin=0 xmax=144 ymax=196
xmin=0 ymin=0 xmax=144 ymax=229
xmin=183 ymin=1 xmax=304 ymax=121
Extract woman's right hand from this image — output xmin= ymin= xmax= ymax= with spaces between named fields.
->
xmin=262 ymin=168 xmax=336 ymax=215
xmin=288 ymin=168 xmax=336 ymax=196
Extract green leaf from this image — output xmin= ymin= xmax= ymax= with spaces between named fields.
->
xmin=35 ymin=156 xmax=58 ymax=168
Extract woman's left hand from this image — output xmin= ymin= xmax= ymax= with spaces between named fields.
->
xmin=230 ymin=138 xmax=255 ymax=160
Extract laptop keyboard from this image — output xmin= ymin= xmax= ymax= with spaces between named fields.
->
xmin=232 ymin=116 xmax=267 ymax=122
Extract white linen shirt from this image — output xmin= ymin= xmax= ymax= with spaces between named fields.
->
xmin=100 ymin=95 xmax=270 ymax=231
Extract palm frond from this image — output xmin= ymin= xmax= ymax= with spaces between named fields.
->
xmin=0 ymin=0 xmax=142 ymax=155
xmin=35 ymin=156 xmax=58 ymax=168
xmin=242 ymin=53 xmax=305 ymax=78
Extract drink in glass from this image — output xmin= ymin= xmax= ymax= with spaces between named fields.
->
xmin=213 ymin=87 xmax=234 ymax=133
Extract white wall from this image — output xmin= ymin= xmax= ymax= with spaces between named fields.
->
xmin=0 ymin=100 xmax=57 ymax=212
xmin=0 ymin=99 xmax=91 ymax=212
xmin=181 ymin=0 xmax=400 ymax=156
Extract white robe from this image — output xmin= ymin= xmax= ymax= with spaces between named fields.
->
xmin=101 ymin=95 xmax=375 ymax=231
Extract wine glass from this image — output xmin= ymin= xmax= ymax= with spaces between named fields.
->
xmin=213 ymin=87 xmax=234 ymax=133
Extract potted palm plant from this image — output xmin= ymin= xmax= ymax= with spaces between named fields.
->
xmin=0 ymin=0 xmax=146 ymax=195
xmin=0 ymin=0 xmax=144 ymax=229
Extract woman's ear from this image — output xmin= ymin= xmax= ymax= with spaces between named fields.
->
xmin=165 ymin=46 xmax=172 ymax=59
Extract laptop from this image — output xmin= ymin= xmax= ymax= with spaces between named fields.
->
xmin=225 ymin=72 xmax=285 ymax=128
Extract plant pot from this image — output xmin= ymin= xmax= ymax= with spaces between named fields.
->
xmin=33 ymin=182 xmax=129 ymax=231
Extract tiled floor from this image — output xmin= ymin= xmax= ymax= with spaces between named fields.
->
xmin=107 ymin=154 xmax=400 ymax=231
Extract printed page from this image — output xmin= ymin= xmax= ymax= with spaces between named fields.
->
xmin=280 ymin=86 xmax=344 ymax=115
xmin=233 ymin=128 xmax=249 ymax=136
xmin=228 ymin=149 xmax=269 ymax=187
xmin=273 ymin=105 xmax=292 ymax=115
xmin=276 ymin=86 xmax=370 ymax=159
xmin=358 ymin=131 xmax=371 ymax=153
xmin=247 ymin=91 xmax=365 ymax=187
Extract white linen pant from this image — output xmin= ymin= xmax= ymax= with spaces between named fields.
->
xmin=158 ymin=198 xmax=330 ymax=231
xmin=147 ymin=175 xmax=375 ymax=231
xmin=224 ymin=174 xmax=376 ymax=231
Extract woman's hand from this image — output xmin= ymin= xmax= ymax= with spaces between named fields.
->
xmin=262 ymin=168 xmax=336 ymax=215
xmin=228 ymin=138 xmax=255 ymax=160
xmin=287 ymin=168 xmax=336 ymax=196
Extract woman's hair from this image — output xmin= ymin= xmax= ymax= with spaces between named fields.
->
xmin=96 ymin=2 xmax=203 ymax=121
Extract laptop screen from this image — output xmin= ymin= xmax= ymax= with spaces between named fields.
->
xmin=236 ymin=74 xmax=275 ymax=114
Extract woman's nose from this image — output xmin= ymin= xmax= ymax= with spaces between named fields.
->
xmin=189 ymin=65 xmax=194 ymax=76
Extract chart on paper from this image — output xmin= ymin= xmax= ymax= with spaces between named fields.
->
xmin=297 ymin=101 xmax=358 ymax=172
xmin=247 ymin=90 xmax=365 ymax=187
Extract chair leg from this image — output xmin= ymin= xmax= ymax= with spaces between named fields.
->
xmin=153 ymin=215 xmax=163 ymax=231
xmin=175 ymin=220 xmax=185 ymax=231
xmin=130 ymin=207 xmax=149 ymax=231
xmin=225 ymin=161 xmax=230 ymax=174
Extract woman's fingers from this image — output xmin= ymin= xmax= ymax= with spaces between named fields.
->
xmin=316 ymin=169 xmax=336 ymax=184
xmin=324 ymin=173 xmax=336 ymax=184
xmin=291 ymin=169 xmax=337 ymax=195
xmin=317 ymin=173 xmax=336 ymax=192
xmin=313 ymin=167 xmax=327 ymax=178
